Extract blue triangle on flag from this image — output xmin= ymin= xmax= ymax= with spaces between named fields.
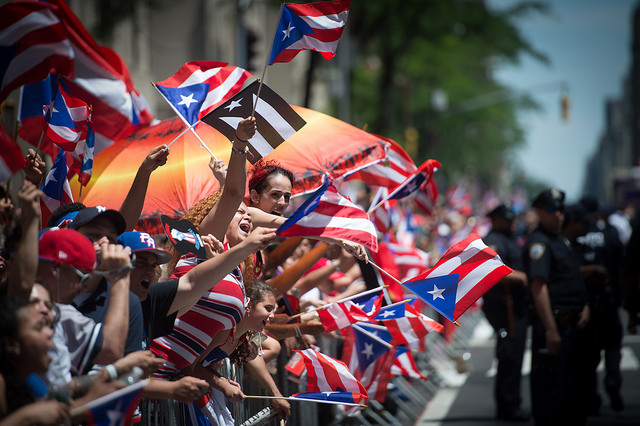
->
xmin=403 ymin=274 xmax=459 ymax=322
xmin=41 ymin=149 xmax=68 ymax=200
xmin=375 ymin=303 xmax=405 ymax=321
xmin=155 ymin=82 xmax=210 ymax=125
xmin=269 ymin=5 xmax=315 ymax=64
xmin=276 ymin=177 xmax=330 ymax=234
xmin=353 ymin=326 xmax=390 ymax=371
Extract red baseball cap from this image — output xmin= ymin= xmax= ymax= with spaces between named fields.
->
xmin=39 ymin=228 xmax=96 ymax=271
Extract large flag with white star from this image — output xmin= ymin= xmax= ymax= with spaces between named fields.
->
xmin=202 ymin=80 xmax=306 ymax=163
xmin=269 ymin=0 xmax=350 ymax=64
xmin=155 ymin=61 xmax=251 ymax=126
xmin=402 ymin=233 xmax=513 ymax=322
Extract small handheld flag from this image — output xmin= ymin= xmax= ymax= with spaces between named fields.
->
xmin=269 ymin=0 xmax=351 ymax=65
xmin=403 ymin=233 xmax=512 ymax=322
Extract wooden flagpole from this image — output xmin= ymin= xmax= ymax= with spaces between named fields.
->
xmin=287 ymin=285 xmax=389 ymax=320
xmin=251 ymin=2 xmax=285 ymax=118
xmin=351 ymin=323 xmax=393 ymax=349
xmin=243 ymin=395 xmax=367 ymax=408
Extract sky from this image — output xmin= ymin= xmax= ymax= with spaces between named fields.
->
xmin=489 ymin=0 xmax=637 ymax=201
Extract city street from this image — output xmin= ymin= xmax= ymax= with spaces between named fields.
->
xmin=416 ymin=315 xmax=640 ymax=426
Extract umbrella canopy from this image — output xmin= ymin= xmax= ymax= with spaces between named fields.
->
xmin=71 ymin=106 xmax=388 ymax=234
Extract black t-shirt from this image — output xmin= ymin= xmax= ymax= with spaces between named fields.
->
xmin=141 ymin=279 xmax=179 ymax=344
xmin=524 ymin=226 xmax=587 ymax=311
xmin=73 ymin=278 xmax=144 ymax=354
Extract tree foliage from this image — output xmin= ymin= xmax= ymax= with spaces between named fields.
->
xmin=344 ymin=0 xmax=550 ymax=188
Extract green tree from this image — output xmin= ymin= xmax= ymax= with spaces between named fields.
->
xmin=345 ymin=0 xmax=550 ymax=189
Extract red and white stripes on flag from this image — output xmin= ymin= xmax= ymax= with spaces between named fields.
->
xmin=155 ymin=61 xmax=252 ymax=125
xmin=202 ymin=80 xmax=306 ymax=163
xmin=379 ymin=303 xmax=430 ymax=346
xmin=0 ymin=1 xmax=73 ymax=102
xmin=0 ymin=126 xmax=26 ymax=181
xmin=297 ymin=348 xmax=367 ymax=397
xmin=403 ymin=234 xmax=513 ymax=322
xmin=43 ymin=83 xmax=88 ymax=151
xmin=269 ymin=0 xmax=350 ymax=64
xmin=391 ymin=346 xmax=427 ymax=380
xmin=387 ymin=242 xmax=430 ymax=282
xmin=46 ymin=0 xmax=153 ymax=154
xmin=317 ymin=296 xmax=378 ymax=332
xmin=347 ymin=135 xmax=416 ymax=191
xmin=276 ymin=176 xmax=378 ymax=252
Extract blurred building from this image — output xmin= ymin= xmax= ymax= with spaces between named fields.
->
xmin=581 ymin=2 xmax=640 ymax=208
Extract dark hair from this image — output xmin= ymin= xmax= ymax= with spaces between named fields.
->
xmin=248 ymin=160 xmax=294 ymax=196
xmin=46 ymin=202 xmax=86 ymax=228
xmin=0 ymin=297 xmax=35 ymax=412
xmin=228 ymin=280 xmax=275 ymax=365
xmin=245 ymin=279 xmax=276 ymax=306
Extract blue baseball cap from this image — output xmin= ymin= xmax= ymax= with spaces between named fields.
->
xmin=117 ymin=231 xmax=172 ymax=265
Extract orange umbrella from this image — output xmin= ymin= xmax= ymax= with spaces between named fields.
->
xmin=71 ymin=106 xmax=388 ymax=234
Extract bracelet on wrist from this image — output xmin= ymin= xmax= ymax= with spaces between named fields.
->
xmin=234 ymin=132 xmax=248 ymax=143
xmin=231 ymin=144 xmax=249 ymax=155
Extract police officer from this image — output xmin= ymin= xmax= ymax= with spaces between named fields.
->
xmin=482 ymin=203 xmax=529 ymax=421
xmin=525 ymin=189 xmax=591 ymax=425
xmin=576 ymin=196 xmax=625 ymax=412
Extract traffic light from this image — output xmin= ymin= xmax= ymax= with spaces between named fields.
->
xmin=561 ymin=93 xmax=570 ymax=122
xmin=245 ymin=28 xmax=258 ymax=72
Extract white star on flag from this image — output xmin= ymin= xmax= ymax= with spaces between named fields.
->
xmin=381 ymin=309 xmax=396 ymax=318
xmin=282 ymin=22 xmax=295 ymax=40
xmin=428 ymin=284 xmax=445 ymax=301
xmin=177 ymin=93 xmax=198 ymax=108
xmin=225 ymin=99 xmax=242 ymax=112
xmin=361 ymin=342 xmax=374 ymax=359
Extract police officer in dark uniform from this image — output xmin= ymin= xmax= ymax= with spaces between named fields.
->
xmin=576 ymin=196 xmax=625 ymax=412
xmin=482 ymin=203 xmax=529 ymax=421
xmin=525 ymin=189 xmax=591 ymax=425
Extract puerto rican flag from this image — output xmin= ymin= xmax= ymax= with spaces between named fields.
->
xmin=369 ymin=159 xmax=441 ymax=211
xmin=276 ymin=176 xmax=378 ymax=252
xmin=391 ymin=346 xmax=427 ymax=380
xmin=347 ymin=135 xmax=416 ymax=192
xmin=84 ymin=380 xmax=147 ymax=426
xmin=317 ymin=289 xmax=383 ymax=332
xmin=40 ymin=148 xmax=73 ymax=226
xmin=155 ymin=61 xmax=251 ymax=126
xmin=0 ymin=126 xmax=26 ymax=181
xmin=403 ymin=233 xmax=512 ymax=322
xmin=375 ymin=302 xmax=431 ymax=345
xmin=77 ymin=120 xmax=94 ymax=186
xmin=43 ymin=81 xmax=88 ymax=151
xmin=342 ymin=325 xmax=395 ymax=404
xmin=269 ymin=0 xmax=350 ymax=64
xmin=297 ymin=348 xmax=367 ymax=397
xmin=18 ymin=0 xmax=153 ymax=158
xmin=0 ymin=1 xmax=73 ymax=103
xmin=414 ymin=177 xmax=439 ymax=216
xmin=290 ymin=391 xmax=366 ymax=407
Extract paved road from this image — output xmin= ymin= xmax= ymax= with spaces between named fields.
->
xmin=416 ymin=315 xmax=640 ymax=426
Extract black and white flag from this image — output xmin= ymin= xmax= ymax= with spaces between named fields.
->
xmin=202 ymin=80 xmax=306 ymax=163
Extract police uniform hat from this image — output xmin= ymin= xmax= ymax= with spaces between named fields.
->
xmin=487 ymin=203 xmax=515 ymax=221
xmin=532 ymin=188 xmax=565 ymax=212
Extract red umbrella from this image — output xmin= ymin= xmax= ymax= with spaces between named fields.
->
xmin=71 ymin=106 xmax=388 ymax=234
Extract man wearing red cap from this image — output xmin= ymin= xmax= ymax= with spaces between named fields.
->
xmin=37 ymin=228 xmax=133 ymax=388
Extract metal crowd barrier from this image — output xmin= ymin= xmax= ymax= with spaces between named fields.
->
xmin=136 ymin=308 xmax=485 ymax=425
